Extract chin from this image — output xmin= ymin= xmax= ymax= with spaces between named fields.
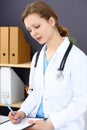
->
xmin=37 ymin=41 xmax=45 ymax=45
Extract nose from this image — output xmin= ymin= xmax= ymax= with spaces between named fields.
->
xmin=30 ymin=29 xmax=37 ymax=38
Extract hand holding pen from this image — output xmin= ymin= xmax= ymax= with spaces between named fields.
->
xmin=4 ymin=100 xmax=25 ymax=124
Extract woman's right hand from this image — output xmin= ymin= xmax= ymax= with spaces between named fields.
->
xmin=8 ymin=110 xmax=26 ymax=124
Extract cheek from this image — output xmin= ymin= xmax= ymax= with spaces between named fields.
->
xmin=39 ymin=23 xmax=54 ymax=43
xmin=43 ymin=26 xmax=53 ymax=39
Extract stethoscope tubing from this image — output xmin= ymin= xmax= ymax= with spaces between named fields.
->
xmin=57 ymin=41 xmax=73 ymax=71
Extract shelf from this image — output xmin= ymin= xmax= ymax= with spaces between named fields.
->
xmin=0 ymin=101 xmax=23 ymax=108
xmin=0 ymin=62 xmax=30 ymax=110
xmin=0 ymin=62 xmax=31 ymax=68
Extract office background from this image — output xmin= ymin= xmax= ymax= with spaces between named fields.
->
xmin=0 ymin=0 xmax=87 ymax=85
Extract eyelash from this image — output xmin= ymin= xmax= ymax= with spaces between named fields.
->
xmin=35 ymin=25 xmax=40 ymax=28
xmin=28 ymin=25 xmax=40 ymax=33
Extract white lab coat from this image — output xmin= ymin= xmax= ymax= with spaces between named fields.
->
xmin=20 ymin=37 xmax=87 ymax=130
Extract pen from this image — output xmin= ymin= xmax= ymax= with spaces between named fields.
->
xmin=43 ymin=117 xmax=48 ymax=121
xmin=4 ymin=100 xmax=20 ymax=122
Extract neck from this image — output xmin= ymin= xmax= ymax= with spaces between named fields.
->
xmin=46 ymin=32 xmax=63 ymax=62
xmin=46 ymin=31 xmax=63 ymax=52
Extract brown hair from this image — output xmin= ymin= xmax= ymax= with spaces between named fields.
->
xmin=22 ymin=1 xmax=69 ymax=37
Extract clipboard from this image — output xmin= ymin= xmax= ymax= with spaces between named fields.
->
xmin=0 ymin=118 xmax=35 ymax=130
xmin=0 ymin=119 xmax=9 ymax=125
xmin=0 ymin=115 xmax=9 ymax=125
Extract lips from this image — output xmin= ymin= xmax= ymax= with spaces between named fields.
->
xmin=36 ymin=36 xmax=42 ymax=41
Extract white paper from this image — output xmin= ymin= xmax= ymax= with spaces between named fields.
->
xmin=0 ymin=118 xmax=33 ymax=130
xmin=0 ymin=115 xmax=9 ymax=124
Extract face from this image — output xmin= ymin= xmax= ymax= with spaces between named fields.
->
xmin=24 ymin=13 xmax=55 ymax=44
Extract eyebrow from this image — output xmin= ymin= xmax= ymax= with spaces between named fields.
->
xmin=26 ymin=23 xmax=40 ymax=31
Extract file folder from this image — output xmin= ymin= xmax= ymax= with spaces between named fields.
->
xmin=0 ymin=67 xmax=1 ymax=102
xmin=10 ymin=27 xmax=31 ymax=64
xmin=0 ymin=27 xmax=10 ymax=63
xmin=0 ymin=67 xmax=25 ymax=104
xmin=0 ymin=27 xmax=1 ymax=63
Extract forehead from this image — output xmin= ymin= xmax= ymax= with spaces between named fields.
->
xmin=24 ymin=13 xmax=44 ymax=27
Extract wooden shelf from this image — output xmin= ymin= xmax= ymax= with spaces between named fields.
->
xmin=0 ymin=101 xmax=23 ymax=108
xmin=0 ymin=62 xmax=31 ymax=68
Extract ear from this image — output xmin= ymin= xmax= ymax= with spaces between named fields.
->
xmin=48 ymin=17 xmax=55 ymax=26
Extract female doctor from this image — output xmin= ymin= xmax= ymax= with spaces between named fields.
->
xmin=8 ymin=1 xmax=87 ymax=130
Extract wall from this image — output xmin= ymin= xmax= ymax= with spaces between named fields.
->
xmin=0 ymin=0 xmax=87 ymax=56
xmin=0 ymin=0 xmax=87 ymax=84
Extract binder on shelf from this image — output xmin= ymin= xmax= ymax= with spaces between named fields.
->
xmin=0 ymin=27 xmax=10 ymax=64
xmin=0 ymin=67 xmax=1 ymax=102
xmin=0 ymin=67 xmax=25 ymax=104
xmin=10 ymin=27 xmax=31 ymax=64
xmin=0 ymin=28 xmax=1 ymax=62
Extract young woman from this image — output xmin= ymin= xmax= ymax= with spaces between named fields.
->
xmin=8 ymin=1 xmax=87 ymax=130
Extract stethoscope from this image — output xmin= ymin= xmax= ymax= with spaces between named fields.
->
xmin=29 ymin=41 xmax=73 ymax=91
xmin=56 ymin=41 xmax=73 ymax=81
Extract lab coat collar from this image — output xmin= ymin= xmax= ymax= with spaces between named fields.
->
xmin=42 ymin=37 xmax=70 ymax=74
xmin=56 ymin=37 xmax=70 ymax=55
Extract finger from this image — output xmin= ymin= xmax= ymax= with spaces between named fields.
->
xmin=8 ymin=111 xmax=20 ymax=124
xmin=15 ymin=111 xmax=25 ymax=119
xmin=11 ymin=118 xmax=19 ymax=124
xmin=13 ymin=111 xmax=22 ymax=120
xmin=8 ymin=112 xmax=14 ymax=120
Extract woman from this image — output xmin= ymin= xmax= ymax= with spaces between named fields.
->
xmin=8 ymin=1 xmax=87 ymax=130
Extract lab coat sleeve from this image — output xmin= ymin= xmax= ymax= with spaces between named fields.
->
xmin=19 ymin=53 xmax=38 ymax=116
xmin=49 ymin=53 xmax=87 ymax=129
xmin=19 ymin=93 xmax=37 ymax=117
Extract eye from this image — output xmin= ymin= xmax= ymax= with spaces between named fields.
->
xmin=35 ymin=25 xmax=40 ymax=29
xmin=28 ymin=28 xmax=32 ymax=33
xmin=26 ymin=27 xmax=32 ymax=33
xmin=28 ymin=29 xmax=32 ymax=33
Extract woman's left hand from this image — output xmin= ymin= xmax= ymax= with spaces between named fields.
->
xmin=26 ymin=119 xmax=54 ymax=130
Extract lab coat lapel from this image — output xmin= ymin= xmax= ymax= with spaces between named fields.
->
xmin=36 ymin=47 xmax=45 ymax=92
xmin=44 ymin=38 xmax=70 ymax=77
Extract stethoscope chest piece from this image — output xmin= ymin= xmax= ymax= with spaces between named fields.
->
xmin=56 ymin=70 xmax=64 ymax=81
xmin=56 ymin=41 xmax=73 ymax=81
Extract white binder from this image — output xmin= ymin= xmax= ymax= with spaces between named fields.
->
xmin=0 ymin=67 xmax=24 ymax=104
